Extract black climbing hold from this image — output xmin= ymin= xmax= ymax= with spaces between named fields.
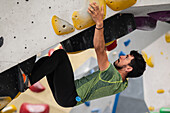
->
xmin=0 ymin=36 xmax=4 ymax=47
xmin=166 ymin=21 xmax=170 ymax=24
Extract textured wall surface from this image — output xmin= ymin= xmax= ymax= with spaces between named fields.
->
xmin=0 ymin=0 xmax=170 ymax=73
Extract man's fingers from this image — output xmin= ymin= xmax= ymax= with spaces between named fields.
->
xmin=91 ymin=2 xmax=99 ymax=11
xmin=88 ymin=8 xmax=95 ymax=16
xmin=101 ymin=6 xmax=104 ymax=15
xmin=87 ymin=9 xmax=91 ymax=13
xmin=89 ymin=2 xmax=99 ymax=11
xmin=88 ymin=7 xmax=94 ymax=13
xmin=89 ymin=3 xmax=95 ymax=11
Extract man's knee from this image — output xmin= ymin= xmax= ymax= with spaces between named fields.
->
xmin=56 ymin=100 xmax=77 ymax=107
xmin=53 ymin=49 xmax=66 ymax=56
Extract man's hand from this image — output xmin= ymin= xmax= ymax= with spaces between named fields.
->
xmin=88 ymin=2 xmax=104 ymax=28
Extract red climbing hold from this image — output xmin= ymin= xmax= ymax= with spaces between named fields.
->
xmin=59 ymin=45 xmax=63 ymax=49
xmin=29 ymin=82 xmax=45 ymax=93
xmin=106 ymin=40 xmax=117 ymax=51
xmin=48 ymin=49 xmax=55 ymax=56
xmin=20 ymin=103 xmax=49 ymax=113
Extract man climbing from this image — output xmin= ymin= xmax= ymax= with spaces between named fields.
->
xmin=23 ymin=2 xmax=146 ymax=107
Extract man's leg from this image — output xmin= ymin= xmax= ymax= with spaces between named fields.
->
xmin=29 ymin=56 xmax=48 ymax=85
xmin=46 ymin=49 xmax=78 ymax=107
xmin=30 ymin=49 xmax=78 ymax=107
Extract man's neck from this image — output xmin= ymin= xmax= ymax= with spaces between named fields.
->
xmin=117 ymin=70 xmax=126 ymax=82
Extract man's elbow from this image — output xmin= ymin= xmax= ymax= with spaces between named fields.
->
xmin=94 ymin=45 xmax=105 ymax=52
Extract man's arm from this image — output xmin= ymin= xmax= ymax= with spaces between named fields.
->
xmin=88 ymin=2 xmax=110 ymax=71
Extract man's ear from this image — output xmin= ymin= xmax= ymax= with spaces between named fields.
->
xmin=126 ymin=65 xmax=133 ymax=72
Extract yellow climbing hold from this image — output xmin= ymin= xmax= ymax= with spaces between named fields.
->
xmin=147 ymin=56 xmax=154 ymax=67
xmin=165 ymin=32 xmax=170 ymax=43
xmin=141 ymin=51 xmax=148 ymax=62
xmin=52 ymin=15 xmax=75 ymax=35
xmin=72 ymin=0 xmax=106 ymax=30
xmin=0 ymin=97 xmax=12 ymax=110
xmin=105 ymin=40 xmax=115 ymax=46
xmin=157 ymin=89 xmax=164 ymax=94
xmin=1 ymin=105 xmax=17 ymax=113
xmin=141 ymin=51 xmax=154 ymax=67
xmin=106 ymin=0 xmax=137 ymax=11
xmin=14 ymin=92 xmax=21 ymax=99
xmin=160 ymin=52 xmax=163 ymax=55
xmin=148 ymin=106 xmax=155 ymax=111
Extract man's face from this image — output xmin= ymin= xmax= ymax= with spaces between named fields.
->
xmin=114 ymin=54 xmax=134 ymax=70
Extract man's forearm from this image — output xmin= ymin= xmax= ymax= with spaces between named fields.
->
xmin=93 ymin=22 xmax=105 ymax=52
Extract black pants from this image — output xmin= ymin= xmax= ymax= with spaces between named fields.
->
xmin=29 ymin=49 xmax=78 ymax=107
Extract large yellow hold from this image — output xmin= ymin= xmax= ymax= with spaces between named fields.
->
xmin=52 ymin=15 xmax=75 ymax=35
xmin=72 ymin=0 xmax=106 ymax=30
xmin=106 ymin=0 xmax=137 ymax=11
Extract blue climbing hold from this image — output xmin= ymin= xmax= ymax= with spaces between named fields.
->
xmin=124 ymin=39 xmax=131 ymax=47
xmin=84 ymin=101 xmax=90 ymax=107
xmin=75 ymin=96 xmax=81 ymax=102
xmin=90 ymin=69 xmax=95 ymax=74
xmin=91 ymin=108 xmax=101 ymax=113
xmin=119 ymin=51 xmax=126 ymax=57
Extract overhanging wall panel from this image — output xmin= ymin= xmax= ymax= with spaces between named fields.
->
xmin=0 ymin=0 xmax=170 ymax=72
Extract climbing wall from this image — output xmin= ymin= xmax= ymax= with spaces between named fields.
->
xmin=1 ymin=0 xmax=170 ymax=112
xmin=1 ymin=0 xmax=170 ymax=73
xmin=143 ymin=31 xmax=170 ymax=112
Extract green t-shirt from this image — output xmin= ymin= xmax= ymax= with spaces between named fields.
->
xmin=74 ymin=63 xmax=128 ymax=105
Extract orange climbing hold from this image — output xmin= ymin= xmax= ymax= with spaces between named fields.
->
xmin=157 ymin=89 xmax=164 ymax=94
xmin=106 ymin=0 xmax=137 ymax=11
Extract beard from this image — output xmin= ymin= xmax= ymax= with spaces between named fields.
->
xmin=113 ymin=61 xmax=123 ymax=70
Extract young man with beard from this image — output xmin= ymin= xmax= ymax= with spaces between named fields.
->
xmin=22 ymin=2 xmax=146 ymax=107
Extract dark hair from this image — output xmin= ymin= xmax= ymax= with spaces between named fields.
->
xmin=126 ymin=50 xmax=146 ymax=78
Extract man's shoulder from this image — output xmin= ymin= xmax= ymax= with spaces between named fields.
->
xmin=99 ymin=63 xmax=121 ymax=82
